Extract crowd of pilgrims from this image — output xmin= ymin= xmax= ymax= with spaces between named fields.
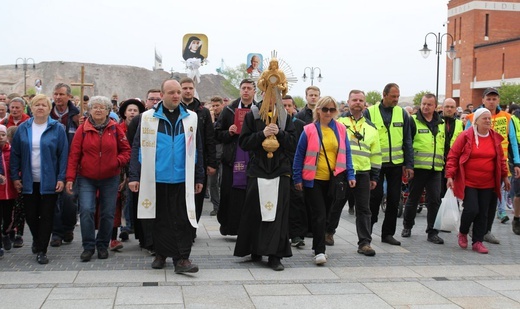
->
xmin=0 ymin=78 xmax=514 ymax=272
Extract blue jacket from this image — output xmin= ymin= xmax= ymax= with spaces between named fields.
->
xmin=129 ymin=103 xmax=204 ymax=184
xmin=10 ymin=117 xmax=69 ymax=194
xmin=293 ymin=120 xmax=355 ymax=188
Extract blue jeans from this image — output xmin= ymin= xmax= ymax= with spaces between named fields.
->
xmin=78 ymin=175 xmax=119 ymax=251
xmin=122 ymin=186 xmax=133 ymax=232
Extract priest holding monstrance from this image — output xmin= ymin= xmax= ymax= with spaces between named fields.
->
xmin=234 ymin=54 xmax=297 ymax=271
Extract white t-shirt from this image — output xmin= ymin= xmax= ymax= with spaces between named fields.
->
xmin=31 ymin=121 xmax=47 ymax=182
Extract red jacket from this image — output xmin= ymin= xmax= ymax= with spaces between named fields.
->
xmin=445 ymin=127 xmax=508 ymax=200
xmin=2 ymin=113 xmax=30 ymax=128
xmin=66 ymin=119 xmax=131 ymax=181
xmin=0 ymin=143 xmax=18 ymax=200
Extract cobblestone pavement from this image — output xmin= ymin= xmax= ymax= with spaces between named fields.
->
xmin=1 ymin=200 xmax=520 ymax=308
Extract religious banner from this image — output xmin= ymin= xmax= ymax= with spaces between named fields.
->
xmin=246 ymin=53 xmax=263 ymax=77
xmin=182 ymin=33 xmax=208 ymax=88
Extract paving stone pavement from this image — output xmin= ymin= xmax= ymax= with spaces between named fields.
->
xmin=1 ymin=200 xmax=520 ymax=308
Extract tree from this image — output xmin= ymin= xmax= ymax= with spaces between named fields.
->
xmin=365 ymin=90 xmax=382 ymax=105
xmin=293 ymin=96 xmax=305 ymax=109
xmin=219 ymin=63 xmax=248 ymax=99
xmin=499 ymin=82 xmax=520 ymax=106
xmin=413 ymin=90 xmax=432 ymax=106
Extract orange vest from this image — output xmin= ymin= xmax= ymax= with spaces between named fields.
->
xmin=302 ymin=121 xmax=347 ymax=181
xmin=467 ymin=110 xmax=510 ymax=158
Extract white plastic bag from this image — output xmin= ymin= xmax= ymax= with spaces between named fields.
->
xmin=433 ymin=188 xmax=460 ymax=232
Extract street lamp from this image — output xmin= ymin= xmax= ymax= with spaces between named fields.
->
xmin=15 ymin=57 xmax=36 ymax=95
xmin=419 ymin=32 xmax=456 ymax=102
xmin=302 ymin=67 xmax=323 ymax=86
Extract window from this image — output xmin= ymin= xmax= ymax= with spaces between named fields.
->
xmin=485 ymin=14 xmax=489 ymax=39
xmin=453 ymin=58 xmax=461 ymax=84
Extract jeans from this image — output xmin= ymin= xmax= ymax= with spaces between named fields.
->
xmin=52 ymin=180 xmax=78 ymax=240
xmin=402 ymin=169 xmax=441 ymax=236
xmin=78 ymin=175 xmax=119 ymax=251
xmin=122 ymin=186 xmax=133 ymax=232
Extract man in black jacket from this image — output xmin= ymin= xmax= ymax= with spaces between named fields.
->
xmin=180 ymin=77 xmax=217 ymax=240
xmin=295 ymin=86 xmax=320 ymax=125
xmin=214 ymin=79 xmax=256 ymax=236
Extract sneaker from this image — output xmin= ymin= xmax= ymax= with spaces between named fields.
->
xmin=507 ymin=198 xmax=513 ymax=209
xmin=291 ymin=236 xmax=305 ymax=248
xmin=36 ymin=252 xmax=49 ymax=264
xmin=513 ymin=218 xmax=520 ymax=235
xmin=13 ymin=236 xmax=24 ymax=248
xmin=152 ymin=255 xmax=166 ymax=269
xmin=119 ymin=231 xmax=129 ymax=241
xmin=325 ymin=233 xmax=334 ymax=246
xmin=97 ymin=248 xmax=109 ymax=259
xmin=80 ymin=250 xmax=95 ymax=262
xmin=401 ymin=228 xmax=411 ymax=238
xmin=0 ymin=248 xmax=4 ymax=259
xmin=501 ymin=215 xmax=510 ymax=224
xmin=357 ymin=245 xmax=376 ymax=256
xmin=483 ymin=232 xmax=500 ymax=244
xmin=63 ymin=231 xmax=74 ymax=243
xmin=210 ymin=210 xmax=218 ymax=216
xmin=348 ymin=207 xmax=355 ymax=215
xmin=50 ymin=238 xmax=62 ymax=247
xmin=314 ymin=253 xmax=327 ymax=265
xmin=472 ymin=241 xmax=489 ymax=254
xmin=2 ymin=235 xmax=11 ymax=251
xmin=427 ymin=234 xmax=444 ymax=244
xmin=174 ymin=259 xmax=199 ymax=273
xmin=267 ymin=256 xmax=284 ymax=271
xmin=458 ymin=233 xmax=468 ymax=249
xmin=109 ymin=240 xmax=124 ymax=251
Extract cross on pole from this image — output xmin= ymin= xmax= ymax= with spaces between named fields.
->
xmin=71 ymin=66 xmax=94 ymax=115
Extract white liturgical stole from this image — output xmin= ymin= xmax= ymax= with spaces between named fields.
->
xmin=258 ymin=177 xmax=279 ymax=222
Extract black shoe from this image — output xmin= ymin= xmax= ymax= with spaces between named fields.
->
xmin=36 ymin=252 xmax=49 ymax=264
xmin=50 ymin=238 xmax=62 ymax=247
xmin=119 ymin=231 xmax=129 ymax=241
xmin=427 ymin=234 xmax=444 ymax=244
xmin=291 ymin=237 xmax=305 ymax=248
xmin=152 ymin=255 xmax=166 ymax=269
xmin=251 ymin=254 xmax=262 ymax=262
xmin=63 ymin=231 xmax=74 ymax=243
xmin=401 ymin=228 xmax=411 ymax=238
xmin=175 ymin=259 xmax=199 ymax=273
xmin=80 ymin=250 xmax=95 ymax=262
xmin=97 ymin=248 xmax=109 ymax=259
xmin=381 ymin=235 xmax=401 ymax=246
xmin=31 ymin=242 xmax=38 ymax=254
xmin=348 ymin=207 xmax=355 ymax=215
xmin=13 ymin=236 xmax=23 ymax=248
xmin=267 ymin=256 xmax=284 ymax=271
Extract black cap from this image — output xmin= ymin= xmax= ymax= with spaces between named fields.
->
xmin=483 ymin=87 xmax=499 ymax=97
xmin=83 ymin=95 xmax=89 ymax=101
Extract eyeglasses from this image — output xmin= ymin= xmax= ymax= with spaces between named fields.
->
xmin=147 ymin=97 xmax=161 ymax=102
xmin=91 ymin=106 xmax=107 ymax=111
xmin=321 ymin=107 xmax=337 ymax=113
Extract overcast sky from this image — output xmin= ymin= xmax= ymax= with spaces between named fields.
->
xmin=2 ymin=0 xmax=451 ymax=101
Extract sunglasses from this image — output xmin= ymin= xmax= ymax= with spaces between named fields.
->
xmin=321 ymin=107 xmax=337 ymax=113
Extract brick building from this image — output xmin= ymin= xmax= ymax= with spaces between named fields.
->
xmin=446 ymin=0 xmax=520 ymax=109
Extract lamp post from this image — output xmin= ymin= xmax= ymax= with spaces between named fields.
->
xmin=419 ymin=32 xmax=456 ymax=102
xmin=302 ymin=67 xmax=323 ymax=86
xmin=15 ymin=58 xmax=36 ymax=95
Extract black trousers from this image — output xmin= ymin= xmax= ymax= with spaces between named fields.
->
xmin=24 ymin=183 xmax=58 ymax=254
xmin=304 ymin=180 xmax=333 ymax=255
xmin=402 ymin=169 xmax=442 ymax=236
xmin=327 ymin=172 xmax=372 ymax=247
xmin=289 ymin=178 xmax=307 ymax=239
xmin=370 ymin=165 xmax=402 ymax=237
xmin=0 ymin=199 xmax=14 ymax=236
xmin=460 ymin=187 xmax=495 ymax=243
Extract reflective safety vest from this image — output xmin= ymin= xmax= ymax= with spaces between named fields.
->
xmin=412 ymin=115 xmax=445 ymax=171
xmin=467 ymin=110 xmax=511 ymax=158
xmin=512 ymin=115 xmax=520 ymax=144
xmin=301 ymin=121 xmax=348 ymax=181
xmin=367 ymin=104 xmax=404 ymax=164
xmin=338 ymin=116 xmax=382 ymax=172
xmin=450 ymin=119 xmax=464 ymax=147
